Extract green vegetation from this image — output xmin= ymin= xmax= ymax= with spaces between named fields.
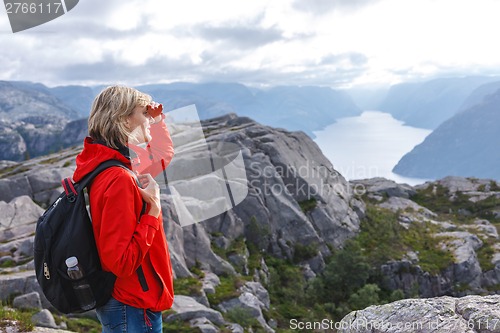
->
xmin=224 ymin=307 xmax=261 ymax=332
xmin=476 ymin=240 xmax=496 ymax=272
xmin=355 ymin=205 xmax=454 ymax=274
xmin=0 ymin=165 xmax=30 ymax=179
xmin=0 ymin=305 xmax=34 ymax=332
xmin=206 ymin=275 xmax=244 ymax=306
xmin=293 ymin=243 xmax=319 ymax=263
xmin=298 ymin=198 xmax=317 ymax=213
xmin=163 ymin=319 xmax=202 ymax=333
xmin=65 ymin=317 xmax=101 ymax=333
xmin=411 ymin=184 xmax=500 ymax=222
xmin=0 ymin=258 xmax=16 ymax=268
xmin=174 ymin=277 xmax=203 ymax=297
xmin=256 ymin=202 xmax=458 ymax=325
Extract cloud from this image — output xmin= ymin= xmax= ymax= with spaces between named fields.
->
xmin=320 ymin=53 xmax=368 ymax=66
xmin=49 ymin=46 xmax=366 ymax=88
xmin=194 ymin=24 xmax=284 ymax=49
xmin=292 ymin=0 xmax=381 ymax=15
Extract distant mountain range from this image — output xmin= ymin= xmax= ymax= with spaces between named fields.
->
xmin=375 ymin=76 xmax=500 ymax=129
xmin=393 ymin=87 xmax=500 ymax=180
xmin=0 ymin=80 xmax=361 ymax=161
xmin=3 ymin=77 xmax=500 ymax=182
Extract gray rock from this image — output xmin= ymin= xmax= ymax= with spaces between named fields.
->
xmin=182 ymin=223 xmax=236 ymax=276
xmin=219 ymin=292 xmax=274 ymax=333
xmin=13 ymin=292 xmax=42 ymax=310
xmin=32 ymin=328 xmax=76 ymax=333
xmin=192 ymin=291 xmax=211 ymax=308
xmin=301 ymin=264 xmax=317 ymax=280
xmin=0 ymin=196 xmax=44 ymax=242
xmin=378 ymin=197 xmax=436 ymax=219
xmin=226 ymin=323 xmax=244 ymax=333
xmin=339 ymin=295 xmax=500 ymax=333
xmin=436 ymin=231 xmax=483 ymax=288
xmin=189 ymin=317 xmax=219 ymax=333
xmin=166 ymin=295 xmax=225 ymax=326
xmin=0 ymin=236 xmax=35 ymax=261
xmin=240 ymin=282 xmax=270 ymax=310
xmin=0 ymin=167 xmax=74 ymax=205
xmin=462 ymin=219 xmax=499 ymax=239
xmin=31 ymin=309 xmax=58 ymax=329
xmin=380 ymin=260 xmax=452 ymax=298
xmin=351 ymin=178 xmax=416 ymax=199
xmin=202 ymin=271 xmax=221 ymax=295
xmin=228 ymin=250 xmax=249 ymax=275
xmin=0 ymin=271 xmax=51 ymax=308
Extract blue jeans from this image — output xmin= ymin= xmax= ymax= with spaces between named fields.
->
xmin=96 ymin=297 xmax=162 ymax=333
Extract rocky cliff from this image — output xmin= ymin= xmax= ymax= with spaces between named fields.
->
xmin=0 ymin=115 xmax=499 ymax=332
xmin=377 ymin=76 xmax=498 ymax=129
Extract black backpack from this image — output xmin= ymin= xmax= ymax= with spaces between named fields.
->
xmin=34 ymin=160 xmax=136 ymax=313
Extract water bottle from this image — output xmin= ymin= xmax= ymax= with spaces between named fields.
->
xmin=65 ymin=256 xmax=96 ymax=311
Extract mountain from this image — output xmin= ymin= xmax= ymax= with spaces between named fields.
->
xmin=50 ymin=85 xmax=97 ymax=118
xmin=51 ymin=82 xmax=361 ymax=136
xmin=377 ymin=76 xmax=499 ymax=129
xmin=139 ymin=82 xmax=361 ymax=136
xmin=393 ymin=88 xmax=500 ymax=180
xmin=0 ymin=80 xmax=361 ymax=161
xmin=345 ymin=85 xmax=389 ymax=110
xmin=0 ymin=81 xmax=79 ymax=123
xmin=458 ymin=79 xmax=500 ymax=111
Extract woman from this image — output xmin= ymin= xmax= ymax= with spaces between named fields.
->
xmin=72 ymin=86 xmax=175 ymax=332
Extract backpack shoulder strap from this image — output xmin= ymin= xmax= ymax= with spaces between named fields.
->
xmin=77 ymin=160 xmax=130 ymax=190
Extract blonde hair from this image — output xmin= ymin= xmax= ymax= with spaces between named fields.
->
xmin=88 ymin=86 xmax=152 ymax=149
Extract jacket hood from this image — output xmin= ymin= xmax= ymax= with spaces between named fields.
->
xmin=73 ymin=137 xmax=132 ymax=182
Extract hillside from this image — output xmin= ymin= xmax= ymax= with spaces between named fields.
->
xmin=1 ymin=114 xmax=499 ymax=332
xmin=377 ymin=76 xmax=498 ymax=129
xmin=393 ymin=88 xmax=500 ymax=180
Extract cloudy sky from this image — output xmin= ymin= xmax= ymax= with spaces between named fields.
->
xmin=1 ymin=0 xmax=500 ymax=88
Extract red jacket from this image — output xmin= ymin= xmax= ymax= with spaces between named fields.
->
xmin=73 ymin=119 xmax=175 ymax=311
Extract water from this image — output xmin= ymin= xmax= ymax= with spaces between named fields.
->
xmin=313 ymin=111 xmax=432 ymax=186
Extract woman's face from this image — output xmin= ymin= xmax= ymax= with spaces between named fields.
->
xmin=127 ymin=105 xmax=153 ymax=145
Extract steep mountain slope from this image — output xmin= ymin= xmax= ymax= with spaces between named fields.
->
xmin=393 ymin=88 xmax=500 ymax=180
xmin=0 ymin=81 xmax=79 ymax=123
xmin=459 ymin=79 xmax=500 ymax=111
xmin=378 ymin=76 xmax=498 ymax=129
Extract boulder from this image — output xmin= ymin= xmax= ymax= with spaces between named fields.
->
xmin=12 ymin=292 xmax=42 ymax=310
xmin=378 ymin=197 xmax=436 ymax=219
xmin=219 ymin=292 xmax=274 ymax=333
xmin=339 ymin=295 xmax=500 ymax=333
xmin=0 ymin=196 xmax=44 ymax=242
xmin=31 ymin=309 xmax=58 ymax=329
xmin=239 ymin=282 xmax=270 ymax=310
xmin=202 ymin=271 xmax=221 ymax=295
xmin=166 ymin=295 xmax=225 ymax=326
xmin=189 ymin=317 xmax=219 ymax=333
xmin=351 ymin=178 xmax=417 ymax=199
xmin=436 ymin=231 xmax=483 ymax=288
